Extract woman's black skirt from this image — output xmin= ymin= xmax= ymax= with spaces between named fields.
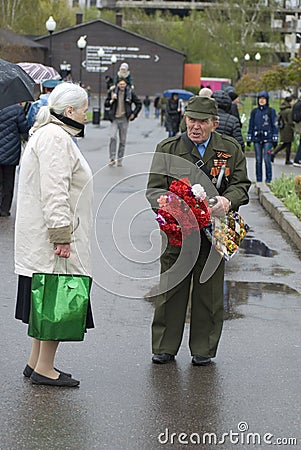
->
xmin=15 ymin=275 xmax=95 ymax=329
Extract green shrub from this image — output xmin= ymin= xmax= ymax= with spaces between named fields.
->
xmin=184 ymin=86 xmax=200 ymax=95
xmin=270 ymin=174 xmax=301 ymax=219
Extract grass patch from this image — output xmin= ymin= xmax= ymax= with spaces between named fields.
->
xmin=270 ymin=174 xmax=301 ymax=219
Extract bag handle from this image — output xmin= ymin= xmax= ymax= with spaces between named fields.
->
xmin=53 ymin=257 xmax=79 ymax=288
xmin=53 ymin=256 xmax=69 ymax=275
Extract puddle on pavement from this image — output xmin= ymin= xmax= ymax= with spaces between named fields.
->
xmin=224 ymin=281 xmax=301 ymax=319
xmin=239 ymin=238 xmax=277 ymax=257
xmin=145 ymin=281 xmax=301 ymax=321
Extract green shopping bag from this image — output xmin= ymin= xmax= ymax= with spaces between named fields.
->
xmin=28 ymin=269 xmax=92 ymax=341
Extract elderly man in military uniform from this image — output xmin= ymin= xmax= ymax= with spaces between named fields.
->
xmin=146 ymin=96 xmax=251 ymax=366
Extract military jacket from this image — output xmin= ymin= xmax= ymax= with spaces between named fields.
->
xmin=146 ymin=131 xmax=251 ymax=212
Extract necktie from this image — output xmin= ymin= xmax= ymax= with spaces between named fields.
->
xmin=197 ymin=144 xmax=206 ymax=158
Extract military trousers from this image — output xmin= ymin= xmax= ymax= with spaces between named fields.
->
xmin=152 ymin=233 xmax=225 ymax=358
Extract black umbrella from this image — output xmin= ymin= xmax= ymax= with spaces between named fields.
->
xmin=0 ymin=58 xmax=35 ymax=109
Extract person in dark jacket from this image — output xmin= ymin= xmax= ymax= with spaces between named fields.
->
xmin=105 ymin=78 xmax=142 ymax=166
xmin=143 ymin=95 xmax=151 ymax=118
xmin=0 ymin=104 xmax=30 ymax=217
xmin=271 ymin=96 xmax=294 ymax=165
xmin=228 ymin=91 xmax=242 ymax=127
xmin=165 ymin=93 xmax=181 ymax=137
xmin=246 ymin=91 xmax=278 ymax=183
xmin=211 ymin=90 xmax=245 ymax=151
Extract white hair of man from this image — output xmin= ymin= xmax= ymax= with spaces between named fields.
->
xmin=198 ymin=87 xmax=213 ymax=98
xmin=33 ymin=82 xmax=88 ymax=130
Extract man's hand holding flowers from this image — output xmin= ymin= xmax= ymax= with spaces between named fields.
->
xmin=210 ymin=196 xmax=231 ymax=217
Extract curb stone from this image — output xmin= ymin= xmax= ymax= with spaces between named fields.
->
xmin=255 ymin=182 xmax=301 ymax=252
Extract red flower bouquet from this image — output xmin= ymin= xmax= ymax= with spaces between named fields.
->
xmin=156 ymin=178 xmax=211 ymax=246
xmin=156 ymin=177 xmax=249 ymax=258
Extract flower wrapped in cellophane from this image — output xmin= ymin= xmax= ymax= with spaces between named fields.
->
xmin=204 ymin=211 xmax=249 ymax=261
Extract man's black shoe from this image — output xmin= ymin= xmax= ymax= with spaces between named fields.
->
xmin=152 ymin=353 xmax=175 ymax=364
xmin=30 ymin=371 xmax=79 ymax=387
xmin=192 ymin=355 xmax=211 ymax=366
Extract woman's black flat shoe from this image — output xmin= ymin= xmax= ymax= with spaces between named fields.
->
xmin=23 ymin=364 xmax=72 ymax=378
xmin=30 ymin=371 xmax=80 ymax=387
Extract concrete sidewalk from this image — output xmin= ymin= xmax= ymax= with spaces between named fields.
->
xmin=245 ymin=153 xmax=301 ymax=251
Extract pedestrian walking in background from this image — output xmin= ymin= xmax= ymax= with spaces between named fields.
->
xmin=0 ymin=104 xmax=30 ymax=217
xmin=27 ymin=79 xmax=61 ymax=127
xmin=211 ymin=90 xmax=245 ymax=151
xmin=228 ymin=91 xmax=242 ymax=127
xmin=105 ymin=75 xmax=114 ymax=91
xmin=158 ymin=95 xmax=168 ymax=126
xmin=165 ymin=93 xmax=181 ymax=137
xmin=271 ymin=96 xmax=294 ymax=165
xmin=146 ymin=96 xmax=250 ymax=366
xmin=154 ymin=95 xmax=161 ymax=118
xmin=105 ymin=78 xmax=141 ymax=167
xmin=143 ymin=95 xmax=151 ymax=118
xmin=291 ymin=95 xmax=301 ymax=167
xmin=246 ymin=91 xmax=278 ymax=183
xmin=14 ymin=83 xmax=94 ymax=387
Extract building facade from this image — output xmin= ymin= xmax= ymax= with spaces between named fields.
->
xmin=35 ymin=19 xmax=185 ymax=96
xmin=69 ymin=0 xmax=102 ymax=7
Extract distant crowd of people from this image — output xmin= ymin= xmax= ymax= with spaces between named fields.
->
xmin=2 ymin=68 xmax=301 ymax=218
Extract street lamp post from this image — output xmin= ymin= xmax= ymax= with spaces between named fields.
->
xmin=233 ymin=56 xmax=241 ymax=81
xmin=45 ymin=16 xmax=56 ymax=67
xmin=111 ymin=54 xmax=117 ymax=81
xmin=244 ymin=53 xmax=250 ymax=74
xmin=97 ymin=47 xmax=105 ymax=125
xmin=255 ymin=52 xmax=261 ymax=74
xmin=77 ymin=35 xmax=87 ymax=87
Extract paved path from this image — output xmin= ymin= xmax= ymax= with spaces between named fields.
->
xmin=0 ymin=115 xmax=300 ymax=450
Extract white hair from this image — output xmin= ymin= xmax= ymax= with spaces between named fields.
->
xmin=34 ymin=82 xmax=88 ymax=130
xmin=198 ymin=87 xmax=213 ymax=98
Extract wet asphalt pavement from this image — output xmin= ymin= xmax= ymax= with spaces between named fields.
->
xmin=0 ymin=111 xmax=300 ymax=449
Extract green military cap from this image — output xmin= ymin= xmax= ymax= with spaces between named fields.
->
xmin=185 ymin=96 xmax=218 ymax=120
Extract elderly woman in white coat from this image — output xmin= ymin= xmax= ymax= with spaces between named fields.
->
xmin=14 ymin=82 xmax=93 ymax=387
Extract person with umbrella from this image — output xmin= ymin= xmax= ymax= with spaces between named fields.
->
xmin=0 ymin=58 xmax=35 ymax=110
xmin=165 ymin=92 xmax=181 ymax=137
